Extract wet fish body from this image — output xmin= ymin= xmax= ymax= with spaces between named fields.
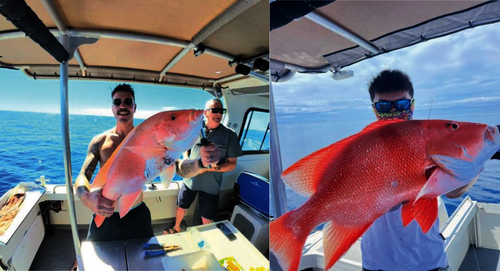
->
xmin=270 ymin=120 xmax=500 ymax=271
xmin=90 ymin=109 xmax=204 ymax=227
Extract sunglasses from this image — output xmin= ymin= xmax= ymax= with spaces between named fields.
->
xmin=207 ymin=108 xmax=226 ymax=114
xmin=113 ymin=98 xmax=134 ymax=107
xmin=373 ymin=99 xmax=413 ymax=113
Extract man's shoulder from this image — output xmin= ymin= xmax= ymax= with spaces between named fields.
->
xmin=219 ymin=124 xmax=237 ymax=135
xmin=91 ymin=129 xmax=115 ymax=144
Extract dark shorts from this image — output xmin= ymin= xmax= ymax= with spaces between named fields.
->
xmin=87 ymin=202 xmax=154 ymax=242
xmin=177 ymin=183 xmax=219 ymax=220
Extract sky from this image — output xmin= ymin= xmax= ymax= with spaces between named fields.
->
xmin=272 ymin=23 xmax=500 ymax=127
xmin=0 ymin=70 xmax=215 ymax=119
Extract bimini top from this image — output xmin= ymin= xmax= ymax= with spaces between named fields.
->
xmin=270 ymin=0 xmax=500 ymax=82
xmin=0 ymin=0 xmax=269 ymax=91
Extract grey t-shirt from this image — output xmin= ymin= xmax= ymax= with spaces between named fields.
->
xmin=184 ymin=124 xmax=243 ymax=195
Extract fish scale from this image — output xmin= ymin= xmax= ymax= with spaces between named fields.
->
xmin=271 ymin=119 xmax=500 ymax=271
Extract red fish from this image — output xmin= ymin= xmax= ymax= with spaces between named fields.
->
xmin=270 ymin=120 xmax=500 ymax=271
xmin=90 ymin=109 xmax=203 ymax=227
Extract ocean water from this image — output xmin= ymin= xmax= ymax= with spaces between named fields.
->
xmin=0 ymin=110 xmax=265 ymax=197
xmin=276 ymin=115 xmax=500 ymax=217
xmin=0 ymin=111 xmax=133 ymax=196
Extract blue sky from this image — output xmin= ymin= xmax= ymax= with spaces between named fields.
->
xmin=0 ymin=70 xmax=214 ymax=119
xmin=272 ymin=23 xmax=500 ymax=126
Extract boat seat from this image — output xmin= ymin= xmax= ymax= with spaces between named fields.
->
xmin=231 ymin=171 xmax=270 ymax=257
xmin=233 ymin=171 xmax=269 ymax=218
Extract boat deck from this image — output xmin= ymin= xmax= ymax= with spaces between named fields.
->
xmin=458 ymin=246 xmax=500 ymax=271
xmin=29 ymin=220 xmax=184 ymax=270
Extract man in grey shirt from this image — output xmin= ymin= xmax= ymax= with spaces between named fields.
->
xmin=167 ymin=98 xmax=243 ymax=233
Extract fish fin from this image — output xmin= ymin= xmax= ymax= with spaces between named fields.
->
xmin=417 ymin=159 xmax=483 ymax=200
xmin=323 ymin=221 xmax=372 ymax=270
xmin=401 ymin=202 xmax=415 ymax=227
xmin=94 ymin=215 xmax=105 ymax=228
xmin=91 ymin=171 xmax=107 ymax=190
xmin=160 ymin=165 xmax=176 ymax=189
xmin=402 ymin=199 xmax=438 ymax=233
xmin=90 ymin=151 xmax=117 ymax=190
xmin=124 ymin=146 xmax=166 ymax=160
xmin=90 ymin=140 xmax=126 ymax=190
xmin=411 ymin=198 xmax=438 ymax=233
xmin=360 ymin=119 xmax=405 ymax=133
xmin=282 ymin=146 xmax=333 ymax=196
xmin=117 ymin=190 xmax=142 ymax=218
xmin=270 ymin=211 xmax=310 ymax=271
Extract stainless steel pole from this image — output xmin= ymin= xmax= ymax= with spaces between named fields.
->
xmin=270 ymin=84 xmax=288 ymax=218
xmin=59 ymin=33 xmax=83 ymax=263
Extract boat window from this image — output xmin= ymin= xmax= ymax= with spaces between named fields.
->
xmin=239 ymin=108 xmax=270 ymax=154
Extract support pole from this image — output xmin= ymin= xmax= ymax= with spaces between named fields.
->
xmin=59 ymin=33 xmax=83 ymax=266
xmin=270 ymin=84 xmax=287 ymax=218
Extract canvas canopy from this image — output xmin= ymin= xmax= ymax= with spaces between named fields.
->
xmin=270 ymin=0 xmax=500 ymax=82
xmin=0 ymin=0 xmax=269 ymax=90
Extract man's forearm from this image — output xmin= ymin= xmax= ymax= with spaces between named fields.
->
xmin=210 ymin=161 xmax=236 ymax=173
xmin=176 ymin=159 xmax=205 ymax=178
xmin=75 ymin=176 xmax=91 ymax=200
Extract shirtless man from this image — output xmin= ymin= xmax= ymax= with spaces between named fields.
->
xmin=76 ymin=83 xmax=219 ymax=241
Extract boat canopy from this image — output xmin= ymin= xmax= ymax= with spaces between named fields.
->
xmin=270 ymin=0 xmax=500 ymax=82
xmin=0 ymin=0 xmax=269 ymax=91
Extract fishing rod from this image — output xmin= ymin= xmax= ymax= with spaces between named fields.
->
xmin=428 ymin=91 xmax=435 ymax=119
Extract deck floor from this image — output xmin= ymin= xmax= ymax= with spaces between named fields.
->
xmin=29 ymin=220 xmax=182 ymax=271
xmin=458 ymin=245 xmax=500 ymax=271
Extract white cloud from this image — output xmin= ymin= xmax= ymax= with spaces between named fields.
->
xmin=74 ymin=108 xmax=113 ymax=117
xmin=71 ymin=107 xmax=168 ymax=119
xmin=161 ymin=106 xmax=179 ymax=111
xmin=423 ymin=96 xmax=500 ymax=108
xmin=273 ymin=23 xmax=500 ymax=123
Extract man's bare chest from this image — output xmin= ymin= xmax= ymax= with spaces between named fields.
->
xmin=99 ymin=135 xmax=123 ymax=166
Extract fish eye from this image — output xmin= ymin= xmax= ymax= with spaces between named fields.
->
xmin=170 ymin=114 xmax=177 ymax=121
xmin=448 ymin=122 xmax=459 ymax=130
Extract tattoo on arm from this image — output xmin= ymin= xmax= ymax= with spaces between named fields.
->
xmin=76 ymin=137 xmax=101 ymax=197
xmin=176 ymin=159 xmax=202 ymax=178
xmin=76 ymin=186 xmax=90 ymax=198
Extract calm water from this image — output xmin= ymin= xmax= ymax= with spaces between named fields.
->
xmin=0 ymin=111 xmax=133 ymax=196
xmin=276 ymin=113 xmax=500 ymax=217
xmin=0 ymin=110 xmax=265 ymax=196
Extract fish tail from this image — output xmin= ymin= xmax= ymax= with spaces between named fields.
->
xmin=323 ymin=221 xmax=372 ymax=269
xmin=94 ymin=215 xmax=105 ymax=228
xmin=270 ymin=211 xmax=311 ymax=271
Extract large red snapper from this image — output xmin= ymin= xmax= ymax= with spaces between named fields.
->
xmin=270 ymin=120 xmax=500 ymax=271
xmin=90 ymin=109 xmax=204 ymax=227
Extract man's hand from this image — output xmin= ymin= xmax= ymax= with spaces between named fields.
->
xmin=200 ymin=142 xmax=220 ymax=168
xmin=80 ymin=188 xmax=116 ymax=217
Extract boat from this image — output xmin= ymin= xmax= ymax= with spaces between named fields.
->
xmin=0 ymin=0 xmax=270 ymax=270
xmin=269 ymin=1 xmax=500 ymax=270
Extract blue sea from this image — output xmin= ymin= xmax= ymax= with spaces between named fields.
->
xmin=276 ymin=110 xmax=500 ymax=217
xmin=0 ymin=110 xmax=267 ymax=197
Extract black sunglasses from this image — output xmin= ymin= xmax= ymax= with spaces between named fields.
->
xmin=373 ymin=99 xmax=413 ymax=113
xmin=207 ymin=108 xmax=226 ymax=114
xmin=113 ymin=98 xmax=134 ymax=107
